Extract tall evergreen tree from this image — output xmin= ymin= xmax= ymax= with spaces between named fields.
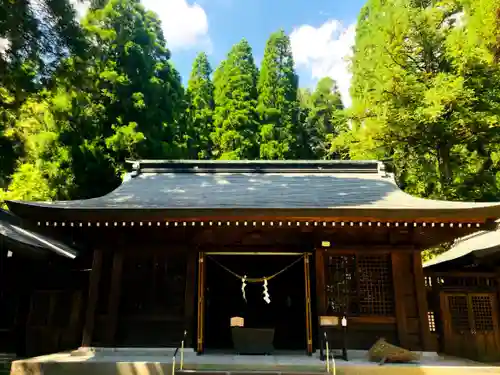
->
xmin=81 ymin=0 xmax=186 ymax=160
xmin=0 ymin=0 xmax=87 ymax=187
xmin=2 ymin=0 xmax=186 ymax=202
xmin=302 ymin=77 xmax=345 ymax=159
xmin=211 ymin=39 xmax=260 ymax=159
xmin=186 ymin=52 xmax=215 ymax=159
xmin=257 ymin=30 xmax=300 ymax=159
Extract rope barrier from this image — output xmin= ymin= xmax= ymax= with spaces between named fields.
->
xmin=206 ymin=254 xmax=304 ymax=283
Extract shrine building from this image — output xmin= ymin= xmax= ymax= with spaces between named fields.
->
xmin=3 ymin=159 xmax=500 ymax=361
xmin=424 ymin=226 xmax=500 ymax=362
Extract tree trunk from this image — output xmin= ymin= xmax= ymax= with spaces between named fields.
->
xmin=437 ymin=142 xmax=452 ymax=188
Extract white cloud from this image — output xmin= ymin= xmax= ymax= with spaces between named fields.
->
xmin=290 ymin=20 xmax=356 ymax=108
xmin=141 ymin=0 xmax=211 ymax=52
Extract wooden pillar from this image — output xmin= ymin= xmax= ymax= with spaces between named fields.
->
xmin=104 ymin=251 xmax=123 ymax=345
xmin=67 ymin=291 xmax=83 ymax=347
xmin=413 ymin=251 xmax=433 ymax=351
xmin=391 ymin=252 xmax=409 ymax=348
xmin=81 ymin=249 xmax=103 ymax=347
xmin=304 ymin=253 xmax=313 ymax=355
xmin=494 ymin=268 xmax=500 ymax=308
xmin=196 ymin=252 xmax=205 ymax=354
xmin=430 ymin=273 xmax=442 ymax=352
xmin=184 ymin=252 xmax=197 ymax=347
xmin=493 ymin=268 xmax=500 ymax=350
xmin=315 ymin=249 xmax=326 ymax=315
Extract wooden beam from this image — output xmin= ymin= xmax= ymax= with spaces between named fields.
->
xmin=427 ymin=271 xmax=497 ymax=278
xmin=413 ymin=252 xmax=433 ymax=351
xmin=392 ymin=252 xmax=409 ymax=349
xmin=205 ymin=251 xmax=309 ymax=255
xmin=81 ymin=248 xmax=103 ymax=347
xmin=324 ymin=246 xmax=415 ymax=254
xmin=349 ymin=316 xmax=397 ymax=324
xmin=104 ymin=251 xmax=123 ymax=345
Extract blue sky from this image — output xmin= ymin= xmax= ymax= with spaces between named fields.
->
xmin=140 ymin=0 xmax=366 ymax=107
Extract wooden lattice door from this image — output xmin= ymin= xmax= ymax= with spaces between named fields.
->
xmin=441 ymin=292 xmax=500 ymax=362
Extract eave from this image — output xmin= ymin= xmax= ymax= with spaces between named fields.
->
xmin=0 ymin=209 xmax=78 ymax=259
xmin=6 ymin=201 xmax=500 ymax=231
xmin=5 ymin=159 xmax=500 ymax=230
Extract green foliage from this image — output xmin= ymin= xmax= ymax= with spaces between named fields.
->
xmin=257 ymin=30 xmax=301 ymax=159
xmin=421 ymin=243 xmax=453 ymax=263
xmin=343 ymin=0 xmax=500 ymax=261
xmin=186 ymin=52 xmax=215 ymax=159
xmin=0 ymin=2 xmax=341 ymax=202
xmin=0 ymin=0 xmax=86 ymax=186
xmin=4 ymin=0 xmax=500 ymax=264
xmin=211 ymin=39 xmax=260 ymax=159
xmin=348 ymin=0 xmax=500 ymax=202
xmin=1 ymin=0 xmax=187 ymax=201
xmin=302 ymin=77 xmax=346 ymax=159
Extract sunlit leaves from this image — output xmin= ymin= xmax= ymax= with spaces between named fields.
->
xmin=211 ymin=39 xmax=260 ymax=160
xmin=348 ymin=0 xmax=500 ymax=201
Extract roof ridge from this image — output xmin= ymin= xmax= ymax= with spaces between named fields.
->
xmin=125 ymin=159 xmax=386 ymax=175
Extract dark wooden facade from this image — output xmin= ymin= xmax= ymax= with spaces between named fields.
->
xmin=4 ymin=160 xmax=500 ymax=357
xmin=1 ymin=221 xmax=492 ymax=355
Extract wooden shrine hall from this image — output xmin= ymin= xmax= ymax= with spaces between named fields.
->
xmin=5 ymin=159 xmax=500 ymax=359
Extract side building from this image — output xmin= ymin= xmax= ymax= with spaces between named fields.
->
xmin=424 ymin=227 xmax=500 ymax=362
xmin=0 ymin=208 xmax=80 ymax=357
xmin=5 ymin=160 xmax=500 ymax=357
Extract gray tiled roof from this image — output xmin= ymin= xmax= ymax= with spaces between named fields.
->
xmin=7 ymin=160 xmax=500 ymax=211
xmin=0 ymin=209 xmax=78 ymax=259
xmin=423 ymin=225 xmax=500 ymax=268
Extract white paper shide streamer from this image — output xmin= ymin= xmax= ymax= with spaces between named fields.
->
xmin=263 ymin=279 xmax=271 ymax=304
xmin=241 ymin=275 xmax=247 ymax=302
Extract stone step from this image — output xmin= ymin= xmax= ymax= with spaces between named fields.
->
xmin=176 ymin=372 xmax=327 ymax=375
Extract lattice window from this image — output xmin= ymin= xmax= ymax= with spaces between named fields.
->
xmin=326 ymin=255 xmax=356 ymax=314
xmin=428 ymin=311 xmax=436 ymax=332
xmin=448 ymin=295 xmax=470 ymax=333
xmin=471 ymin=295 xmax=494 ymax=332
xmin=358 ymin=255 xmax=393 ymax=315
xmin=325 ymin=253 xmax=394 ymax=316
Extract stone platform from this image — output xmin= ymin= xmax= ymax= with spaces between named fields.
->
xmin=9 ymin=347 xmax=500 ymax=375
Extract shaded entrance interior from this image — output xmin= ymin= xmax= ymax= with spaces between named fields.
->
xmin=204 ymin=255 xmax=306 ymax=351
